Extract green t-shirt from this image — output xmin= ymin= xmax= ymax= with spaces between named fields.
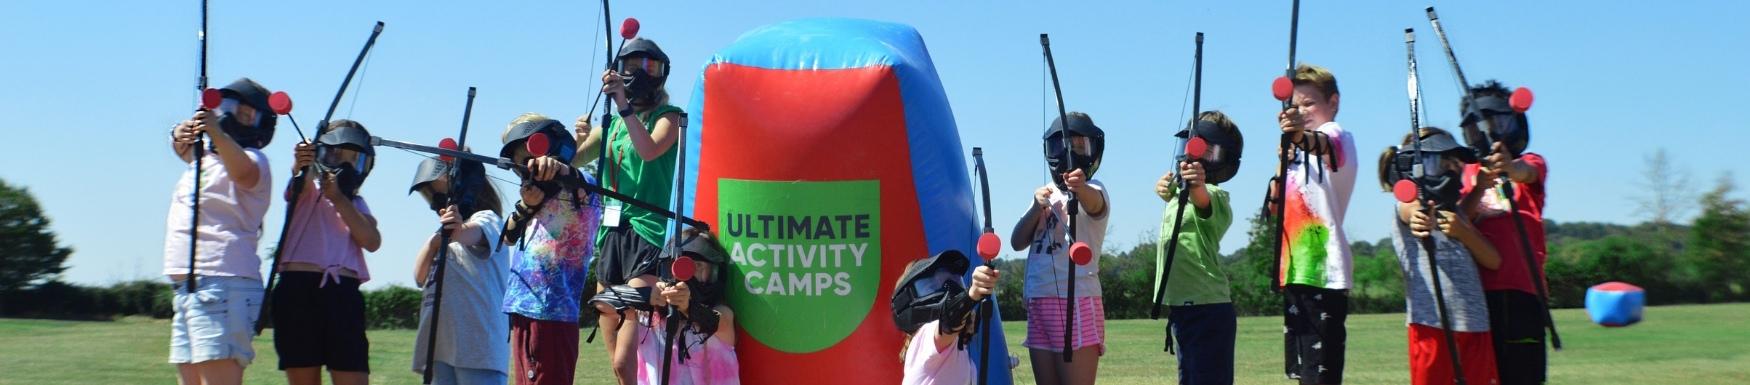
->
xmin=592 ymin=104 xmax=685 ymax=247
xmin=1154 ymin=184 xmax=1235 ymax=307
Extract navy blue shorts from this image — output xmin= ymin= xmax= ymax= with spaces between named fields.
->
xmin=1169 ymin=303 xmax=1237 ymax=385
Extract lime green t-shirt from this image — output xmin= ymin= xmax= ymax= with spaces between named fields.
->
xmin=593 ymin=104 xmax=685 ymax=247
xmin=1154 ymin=184 xmax=1235 ymax=307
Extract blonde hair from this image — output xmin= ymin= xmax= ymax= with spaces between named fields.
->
xmin=500 ymin=112 xmax=551 ymax=146
xmin=1292 ymin=63 xmax=1340 ymax=99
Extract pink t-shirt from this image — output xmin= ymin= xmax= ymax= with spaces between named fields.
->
xmin=903 ymin=320 xmax=975 ymax=385
xmin=637 ymin=310 xmax=741 ymax=385
xmin=280 ymin=180 xmax=373 ymax=284
xmin=162 ymin=148 xmax=273 ymax=280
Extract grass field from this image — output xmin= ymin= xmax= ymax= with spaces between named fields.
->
xmin=2 ymin=303 xmax=1747 ymax=384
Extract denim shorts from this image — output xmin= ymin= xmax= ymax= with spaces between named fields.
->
xmin=169 ymin=276 xmax=264 ymax=366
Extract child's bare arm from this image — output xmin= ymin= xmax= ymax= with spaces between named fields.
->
xmin=1010 ymin=188 xmax=1049 ymax=251
xmin=1180 ymin=161 xmax=1214 ymax=218
xmin=1063 ymin=169 xmax=1105 ymax=217
xmin=572 ymin=115 xmax=604 ymax=167
xmin=413 ymin=233 xmax=439 ymax=287
xmin=714 ymin=306 xmax=736 ymax=345
xmin=191 ymin=110 xmax=262 ymax=189
xmin=321 ymin=174 xmax=382 ymax=252
xmin=170 ymin=120 xmax=196 ymax=163
xmin=1442 ymin=211 xmax=1502 ymax=270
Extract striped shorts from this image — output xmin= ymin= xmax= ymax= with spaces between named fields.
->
xmin=1023 ymin=297 xmax=1106 ymax=354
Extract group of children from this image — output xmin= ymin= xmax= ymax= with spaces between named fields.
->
xmin=1140 ymin=68 xmax=1552 ymax=385
xmin=164 ymin=38 xmax=739 ymax=385
xmin=161 ymin=34 xmax=1551 ymax=385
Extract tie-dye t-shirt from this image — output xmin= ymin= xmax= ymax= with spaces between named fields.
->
xmin=1277 ymin=121 xmax=1358 ymax=290
xmin=502 ymin=184 xmax=603 ymax=323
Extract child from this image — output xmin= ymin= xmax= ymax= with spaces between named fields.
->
xmin=500 ymin=113 xmax=603 ymax=385
xmin=1153 ymin=111 xmax=1244 ymax=385
xmin=164 ymin=77 xmax=279 ymax=385
xmin=891 ymin=250 xmax=1000 ymax=385
xmin=1380 ymin=128 xmax=1502 ymax=385
xmin=409 ymin=157 xmax=511 ymax=385
xmin=1269 ymin=63 xmax=1359 ymax=385
xmin=1456 ymin=81 xmax=1551 ymax=385
xmin=275 ymin=119 xmax=382 ymax=385
xmin=571 ymin=36 xmax=688 ymax=385
xmin=1009 ymin=112 xmax=1109 ymax=385
xmin=637 ymin=229 xmax=741 ymax=385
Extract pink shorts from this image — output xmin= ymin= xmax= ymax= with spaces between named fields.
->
xmin=1023 ymin=297 xmax=1105 ymax=354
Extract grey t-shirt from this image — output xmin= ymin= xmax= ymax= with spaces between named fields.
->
xmin=412 ymin=211 xmax=509 ymax=374
xmin=1390 ymin=212 xmax=1490 ymax=332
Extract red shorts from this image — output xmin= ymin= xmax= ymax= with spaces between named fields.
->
xmin=511 ymin=314 xmax=579 ymax=385
xmin=1408 ymin=323 xmax=1498 ymax=385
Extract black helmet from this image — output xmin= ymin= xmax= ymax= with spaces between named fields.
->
xmin=1042 ymin=113 xmax=1106 ymax=186
xmin=890 ymin=250 xmax=973 ymax=335
xmin=217 ymin=77 xmax=278 ymax=148
xmin=1459 ymin=95 xmax=1530 ymax=158
xmin=499 ymin=117 xmax=577 ymax=165
xmin=1174 ymin=118 xmax=1244 ymax=184
xmin=315 ymin=120 xmax=375 ymax=195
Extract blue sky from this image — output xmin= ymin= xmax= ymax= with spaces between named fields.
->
xmin=3 ymin=1 xmax=1745 ymax=289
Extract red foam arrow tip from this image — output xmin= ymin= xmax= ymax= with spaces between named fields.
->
xmin=977 ymin=233 xmax=1002 ymax=260
xmin=201 ymin=88 xmax=224 ymax=110
xmin=621 ymin=18 xmax=641 ymax=40
xmin=525 ymin=133 xmax=550 ymax=157
xmin=1271 ymin=76 xmax=1295 ymax=102
xmin=671 ymin=256 xmax=696 ymax=281
xmin=438 ymin=138 xmax=458 ymax=162
xmin=1185 ymin=136 xmax=1209 ymax=159
xmin=1393 ymin=179 xmax=1419 ymax=203
xmin=269 ymin=91 xmax=294 ymax=115
xmin=1510 ymin=87 xmax=1534 ymax=113
xmin=1069 ymin=242 xmax=1093 ymax=266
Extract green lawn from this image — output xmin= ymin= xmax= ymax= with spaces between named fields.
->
xmin=2 ymin=304 xmax=1747 ymax=384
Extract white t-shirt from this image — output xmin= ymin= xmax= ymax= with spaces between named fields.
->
xmin=413 ymin=210 xmax=509 ymax=374
xmin=1022 ymin=180 xmax=1110 ymax=299
xmin=903 ymin=320 xmax=975 ymax=385
xmin=162 ymin=147 xmax=273 ymax=280
xmin=1278 ymin=121 xmax=1358 ymax=290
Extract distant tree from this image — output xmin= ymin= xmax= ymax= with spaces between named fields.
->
xmin=1224 ymin=211 xmax=1281 ymax=316
xmin=1632 ymin=148 xmax=1694 ymax=226
xmin=1685 ymin=173 xmax=1750 ymax=301
xmin=0 ymin=178 xmax=73 ymax=298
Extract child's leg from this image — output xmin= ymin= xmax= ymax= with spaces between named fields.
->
xmin=186 ymin=360 xmax=244 ymax=385
xmin=283 ymin=367 xmax=322 ymax=385
xmin=328 ymin=369 xmax=368 ymax=385
xmin=1065 ymin=346 xmax=1101 ymax=385
xmin=176 ymin=363 xmax=199 ymax=385
xmin=611 ymin=275 xmax=658 ymax=384
xmin=611 ymin=316 xmax=638 ymax=384
xmin=1027 ymin=349 xmax=1065 ymax=385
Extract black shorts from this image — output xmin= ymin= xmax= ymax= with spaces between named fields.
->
xmin=596 ymin=225 xmax=663 ymax=286
xmin=1487 ymin=290 xmax=1548 ymax=385
xmin=1168 ymin=303 xmax=1237 ymax=385
xmin=1283 ymin=285 xmax=1348 ymax=384
xmin=271 ymin=271 xmax=370 ymax=372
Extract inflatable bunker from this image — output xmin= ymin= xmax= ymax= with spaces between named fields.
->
xmin=681 ymin=18 xmax=1013 ymax=385
xmin=1586 ymin=281 xmax=1645 ymax=327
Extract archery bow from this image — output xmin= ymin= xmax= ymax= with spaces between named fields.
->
xmin=256 ymin=21 xmax=386 ymax=334
xmin=1426 ymin=6 xmax=1562 ymax=351
xmin=422 ymin=87 xmax=476 ymax=385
